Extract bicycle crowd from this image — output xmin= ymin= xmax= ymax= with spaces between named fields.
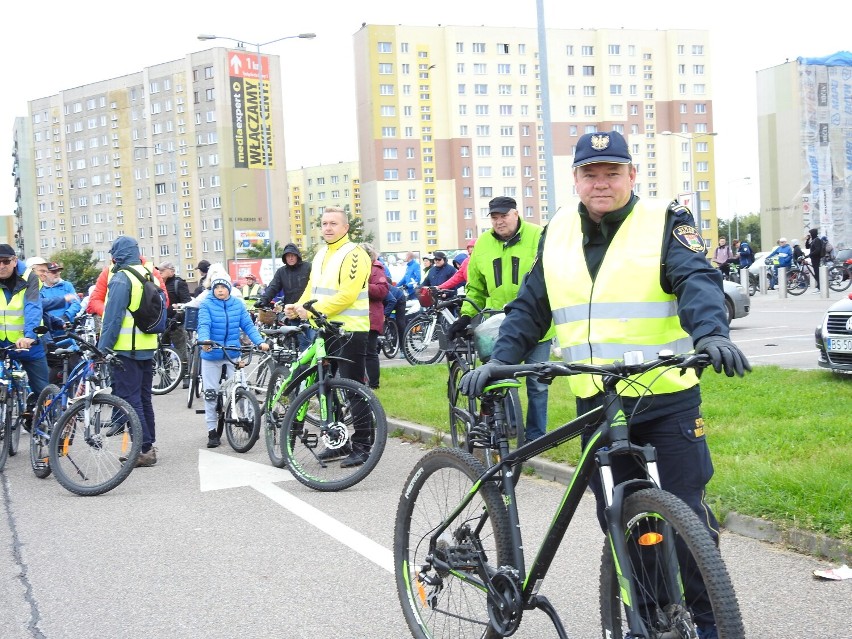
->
xmin=9 ymin=132 xmax=843 ymax=638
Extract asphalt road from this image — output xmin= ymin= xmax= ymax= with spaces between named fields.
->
xmin=2 ymin=373 xmax=850 ymax=639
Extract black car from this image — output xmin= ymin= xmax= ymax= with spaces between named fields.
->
xmin=815 ymin=292 xmax=852 ymax=374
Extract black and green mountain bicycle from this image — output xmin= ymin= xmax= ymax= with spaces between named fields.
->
xmin=263 ymin=300 xmax=387 ymax=492
xmin=395 ymin=352 xmax=744 ymax=639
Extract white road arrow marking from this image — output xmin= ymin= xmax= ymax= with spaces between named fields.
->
xmin=197 ymin=450 xmax=393 ymax=573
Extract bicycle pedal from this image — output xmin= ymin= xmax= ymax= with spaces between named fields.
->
xmin=302 ymin=433 xmax=319 ymax=448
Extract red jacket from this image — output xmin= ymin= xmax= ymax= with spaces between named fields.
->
xmin=87 ymin=256 xmax=169 ymax=316
xmin=367 ymin=260 xmax=390 ymax=332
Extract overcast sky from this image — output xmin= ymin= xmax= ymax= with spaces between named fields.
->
xmin=3 ymin=0 xmax=849 ymax=219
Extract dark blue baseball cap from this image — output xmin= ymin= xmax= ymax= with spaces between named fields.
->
xmin=573 ymin=131 xmax=632 ymax=168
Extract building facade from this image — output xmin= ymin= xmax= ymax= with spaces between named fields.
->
xmin=756 ymin=53 xmax=851 ymax=249
xmin=354 ymin=25 xmax=718 ymax=255
xmin=286 ymin=161 xmax=361 ymax=253
xmin=13 ymin=47 xmax=291 ymax=281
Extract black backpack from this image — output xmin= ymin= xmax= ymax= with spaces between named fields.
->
xmin=120 ymin=267 xmax=168 ymax=334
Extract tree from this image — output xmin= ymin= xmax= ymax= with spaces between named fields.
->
xmin=718 ymin=213 xmax=763 ymax=252
xmin=244 ymin=241 xmax=283 ymax=260
xmin=48 ymin=248 xmax=101 ymax=292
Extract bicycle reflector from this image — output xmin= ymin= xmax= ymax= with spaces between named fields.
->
xmin=638 ymin=532 xmax=665 ymax=546
xmin=418 ymin=287 xmax=434 ymax=308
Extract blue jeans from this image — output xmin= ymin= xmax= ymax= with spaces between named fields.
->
xmin=20 ymin=357 xmax=50 ymax=399
xmin=111 ymin=356 xmax=155 ymax=453
xmin=523 ymin=339 xmax=552 ymax=441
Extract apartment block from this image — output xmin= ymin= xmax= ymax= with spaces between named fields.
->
xmin=13 ymin=47 xmax=291 ymax=281
xmin=354 ymin=25 xmax=718 ymax=254
xmin=756 ymin=53 xmax=851 ymax=248
xmin=287 ymin=161 xmax=361 ymax=253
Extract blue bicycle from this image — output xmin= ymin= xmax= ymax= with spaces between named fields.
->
xmin=0 ymin=347 xmax=30 ymax=472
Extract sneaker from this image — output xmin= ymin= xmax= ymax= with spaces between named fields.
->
xmin=135 ymin=447 xmax=157 ymax=467
xmin=207 ymin=431 xmax=221 ymax=448
xmin=317 ymin=444 xmax=351 ymax=461
xmin=340 ymin=449 xmax=370 ymax=468
xmin=811 ymin=289 xmax=821 ymax=294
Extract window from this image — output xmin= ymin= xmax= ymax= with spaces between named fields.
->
xmin=608 ymin=44 xmax=620 ymax=55
xmin=379 ymin=84 xmax=394 ymax=96
xmin=380 ymin=105 xmax=396 ymax=116
xmin=472 ymin=43 xmax=486 ymax=53
xmin=457 ymin=83 xmax=466 ymax=95
xmin=693 ymin=65 xmax=705 ymax=75
xmin=497 ymin=63 xmax=511 ymax=74
xmin=474 ymin=84 xmax=488 ymax=95
xmin=383 ymin=147 xmax=398 ymax=159
xmin=479 ymin=187 xmax=492 ymax=197
xmin=476 ymin=145 xmax=491 ymax=157
xmin=581 ymin=45 xmax=594 ymax=56
xmin=384 ymin=169 xmax=398 ymax=180
xmin=378 ymin=42 xmax=392 ymax=53
xmin=692 ymin=45 xmax=704 ymax=55
xmin=474 ymin=63 xmax=487 ymax=74
xmin=387 ymin=232 xmax=402 ymax=243
xmin=204 ymin=66 xmax=214 ymax=79
xmin=475 ymin=105 xmax=489 ymax=115
xmin=583 ymin=86 xmax=596 ymax=96
xmin=381 ymin=127 xmax=397 ymax=137
xmin=386 ymin=210 xmax=400 ymax=222
xmin=695 ymin=103 xmax=706 ymax=114
xmin=378 ymin=63 xmax=393 ymax=74
xmin=610 ymin=84 xmax=622 ymax=95
xmin=582 ymin=66 xmax=595 ymax=76
xmin=476 ymin=125 xmax=490 ymax=136
xmin=385 ymin=190 xmax=399 ymax=200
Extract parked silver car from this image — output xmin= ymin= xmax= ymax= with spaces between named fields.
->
xmin=815 ymin=292 xmax=852 ymax=375
xmin=722 ymin=280 xmax=750 ymax=325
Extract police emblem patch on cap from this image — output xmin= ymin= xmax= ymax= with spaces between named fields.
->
xmin=673 ymin=224 xmax=706 ymax=252
xmin=590 ymin=134 xmax=610 ymax=151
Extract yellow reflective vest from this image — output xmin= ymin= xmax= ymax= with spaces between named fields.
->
xmin=107 ymin=264 xmax=159 ymax=352
xmin=241 ymin=283 xmax=263 ymax=309
xmin=306 ymin=240 xmax=369 ymax=331
xmin=542 ymin=202 xmax=698 ymax=398
xmin=0 ymin=268 xmax=33 ymax=342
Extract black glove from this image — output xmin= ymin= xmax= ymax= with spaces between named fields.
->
xmin=694 ymin=335 xmax=751 ymax=377
xmin=459 ymin=359 xmax=505 ymax=397
xmin=446 ymin=315 xmax=472 ymax=342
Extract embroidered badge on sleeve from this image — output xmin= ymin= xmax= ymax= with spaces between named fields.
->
xmin=673 ymin=225 xmax=706 ymax=253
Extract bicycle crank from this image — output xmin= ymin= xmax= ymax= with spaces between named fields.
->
xmin=487 ymin=568 xmax=523 ymax=636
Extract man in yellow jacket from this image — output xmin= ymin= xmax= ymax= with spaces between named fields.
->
xmin=285 ymin=206 xmax=371 ymax=467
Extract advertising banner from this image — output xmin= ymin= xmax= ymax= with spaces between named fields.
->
xmin=229 ymin=51 xmax=274 ymax=170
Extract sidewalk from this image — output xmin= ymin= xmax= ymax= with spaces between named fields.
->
xmin=387 ymin=416 xmax=852 ymax=564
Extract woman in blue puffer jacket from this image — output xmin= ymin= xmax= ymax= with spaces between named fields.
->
xmin=197 ymin=276 xmax=268 ymax=448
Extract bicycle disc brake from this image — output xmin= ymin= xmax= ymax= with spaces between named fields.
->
xmin=320 ymin=421 xmax=349 ymax=450
xmin=487 ymin=568 xmax=523 ymax=635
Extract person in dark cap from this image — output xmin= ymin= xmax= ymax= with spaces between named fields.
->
xmin=38 ymin=261 xmax=81 ymax=341
xmin=422 ymin=250 xmax=457 ymax=289
xmin=0 ymin=244 xmax=51 ymax=426
xmin=460 ymin=131 xmax=750 ymax=639
xmin=257 ymin=243 xmax=310 ymax=308
xmin=192 ymin=260 xmax=211 ymax=298
xmin=97 ymin=236 xmax=161 ymax=467
xmin=446 ymin=194 xmax=553 ymax=442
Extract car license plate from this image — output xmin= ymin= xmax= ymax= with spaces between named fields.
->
xmin=828 ymin=338 xmax=852 ymax=352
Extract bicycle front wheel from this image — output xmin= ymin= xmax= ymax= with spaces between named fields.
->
xmin=186 ymin=348 xmax=201 ymax=408
xmin=264 ymin=366 xmax=293 ymax=468
xmin=9 ymin=385 xmax=25 ymax=457
xmin=225 ymin=388 xmax=261 ymax=453
xmin=0 ymin=400 xmax=10 ymax=472
xmin=599 ymin=488 xmax=744 ymax=639
xmin=152 ymin=346 xmax=182 ymax=395
xmin=403 ymin=316 xmax=445 ymax=365
xmin=30 ymin=384 xmax=61 ymax=479
xmin=786 ymin=271 xmax=807 ymax=295
xmin=395 ymin=448 xmax=514 ymax=639
xmin=282 ymin=378 xmax=387 ymax=491
xmin=49 ymin=394 xmax=143 ymax=496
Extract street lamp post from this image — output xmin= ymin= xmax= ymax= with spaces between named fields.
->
xmin=728 ymin=177 xmax=751 ymax=242
xmin=231 ymin=183 xmax=248 ymax=267
xmin=196 ymin=32 xmax=316 ymax=273
xmin=661 ymin=131 xmax=717 ymax=243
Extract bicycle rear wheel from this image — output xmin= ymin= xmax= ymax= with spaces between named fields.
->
xmin=282 ymin=377 xmax=387 ymax=491
xmin=30 ymin=384 xmax=61 ymax=479
xmin=152 ymin=346 xmax=182 ymax=395
xmin=395 ymin=448 xmax=513 ymax=639
xmin=264 ymin=366 xmax=293 ymax=468
xmin=381 ymin=319 xmax=400 ymax=359
xmin=827 ymin=265 xmax=851 ymax=292
xmin=403 ymin=316 xmax=445 ymax=365
xmin=49 ymin=394 xmax=143 ymax=496
xmin=599 ymin=488 xmax=744 ymax=639
xmin=786 ymin=271 xmax=807 ymax=295
xmin=224 ymin=388 xmax=261 ymax=453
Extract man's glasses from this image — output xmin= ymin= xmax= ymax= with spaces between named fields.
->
xmin=0 ymin=258 xmax=14 ymax=265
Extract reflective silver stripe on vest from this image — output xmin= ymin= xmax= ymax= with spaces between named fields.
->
xmin=563 ymin=336 xmax=694 ymax=363
xmin=553 ymin=300 xmax=679 ymax=325
xmin=337 ymin=307 xmax=369 ymax=317
xmin=311 ymin=286 xmax=337 ymax=295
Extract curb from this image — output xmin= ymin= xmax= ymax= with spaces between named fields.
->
xmin=387 ymin=417 xmax=851 ymax=564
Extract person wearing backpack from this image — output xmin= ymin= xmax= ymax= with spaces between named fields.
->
xmin=805 ymin=229 xmax=824 ymax=293
xmin=97 ymin=236 xmax=160 ymax=467
xmin=737 ymin=239 xmax=755 ymax=269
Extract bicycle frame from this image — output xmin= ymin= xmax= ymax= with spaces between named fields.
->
xmin=423 ymin=366 xmax=687 ymax=637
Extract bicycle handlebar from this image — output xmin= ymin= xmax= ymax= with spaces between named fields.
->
xmin=485 ymin=352 xmax=711 ymax=384
xmin=197 ymin=340 xmax=261 ymax=367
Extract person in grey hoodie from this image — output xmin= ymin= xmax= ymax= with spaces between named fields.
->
xmin=97 ymin=236 xmax=159 ymax=467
